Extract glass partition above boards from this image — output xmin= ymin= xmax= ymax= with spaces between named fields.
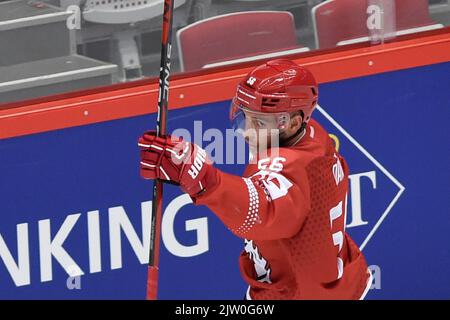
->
xmin=0 ymin=0 xmax=448 ymax=106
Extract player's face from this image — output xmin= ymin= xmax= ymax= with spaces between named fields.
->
xmin=231 ymin=111 xmax=283 ymax=153
xmin=230 ymin=100 xmax=292 ymax=152
xmin=242 ymin=111 xmax=279 ymax=147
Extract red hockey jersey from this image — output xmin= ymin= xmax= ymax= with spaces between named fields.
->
xmin=194 ymin=119 xmax=370 ymax=300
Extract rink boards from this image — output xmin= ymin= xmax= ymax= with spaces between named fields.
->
xmin=0 ymin=48 xmax=449 ymax=298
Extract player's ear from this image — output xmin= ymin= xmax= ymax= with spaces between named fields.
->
xmin=289 ymin=113 xmax=303 ymax=132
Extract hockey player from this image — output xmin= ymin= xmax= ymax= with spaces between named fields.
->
xmin=139 ymin=59 xmax=371 ymax=300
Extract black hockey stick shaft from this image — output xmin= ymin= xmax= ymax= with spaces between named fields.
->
xmin=147 ymin=0 xmax=175 ymax=300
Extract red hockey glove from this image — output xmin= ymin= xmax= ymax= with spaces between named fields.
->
xmin=138 ymin=131 xmax=218 ymax=197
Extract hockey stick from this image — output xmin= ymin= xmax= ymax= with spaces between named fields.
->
xmin=146 ymin=0 xmax=175 ymax=300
